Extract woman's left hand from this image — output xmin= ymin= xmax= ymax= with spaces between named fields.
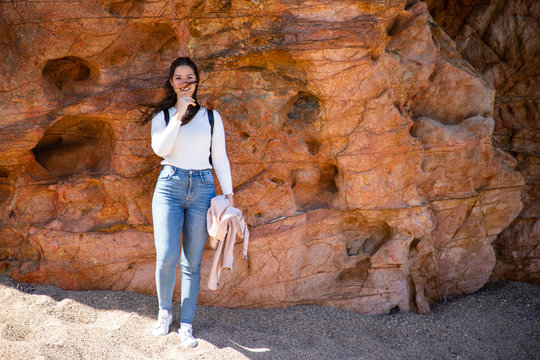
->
xmin=225 ymin=194 xmax=234 ymax=207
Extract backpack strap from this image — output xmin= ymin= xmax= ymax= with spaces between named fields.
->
xmin=208 ymin=109 xmax=214 ymax=166
xmin=163 ymin=108 xmax=170 ymax=125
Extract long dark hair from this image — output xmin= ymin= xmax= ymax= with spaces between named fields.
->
xmin=139 ymin=57 xmax=201 ymax=126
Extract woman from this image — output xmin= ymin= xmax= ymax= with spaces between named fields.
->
xmin=139 ymin=57 xmax=234 ymax=347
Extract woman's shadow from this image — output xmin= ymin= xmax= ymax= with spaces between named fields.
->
xmin=0 ymin=275 xmax=356 ymax=360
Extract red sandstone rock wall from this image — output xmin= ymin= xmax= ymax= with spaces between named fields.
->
xmin=426 ymin=0 xmax=539 ymax=284
xmin=0 ymin=0 xmax=527 ymax=313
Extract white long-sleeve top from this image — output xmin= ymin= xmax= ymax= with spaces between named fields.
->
xmin=151 ymin=107 xmax=233 ymax=195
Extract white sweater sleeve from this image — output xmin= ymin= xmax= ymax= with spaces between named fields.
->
xmin=151 ymin=110 xmax=181 ymax=156
xmin=211 ymin=111 xmax=234 ymax=195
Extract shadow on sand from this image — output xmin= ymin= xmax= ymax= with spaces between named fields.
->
xmin=1 ymin=276 xmax=538 ymax=360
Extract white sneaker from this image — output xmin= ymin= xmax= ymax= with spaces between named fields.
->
xmin=152 ymin=310 xmax=172 ymax=336
xmin=179 ymin=324 xmax=198 ymax=348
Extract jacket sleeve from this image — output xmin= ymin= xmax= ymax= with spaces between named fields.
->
xmin=210 ymin=110 xmax=234 ymax=195
xmin=151 ymin=109 xmax=181 ymax=156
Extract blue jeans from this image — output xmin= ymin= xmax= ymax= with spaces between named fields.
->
xmin=152 ymin=165 xmax=215 ymax=324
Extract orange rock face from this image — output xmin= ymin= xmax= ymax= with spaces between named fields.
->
xmin=0 ymin=0 xmax=528 ymax=313
xmin=426 ymin=0 xmax=540 ymax=284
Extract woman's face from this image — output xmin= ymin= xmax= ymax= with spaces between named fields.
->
xmin=170 ymin=65 xmax=197 ymax=98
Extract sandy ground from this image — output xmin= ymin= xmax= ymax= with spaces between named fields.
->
xmin=0 ymin=276 xmax=538 ymax=360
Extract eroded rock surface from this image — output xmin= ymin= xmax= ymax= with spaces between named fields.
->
xmin=426 ymin=0 xmax=539 ymax=284
xmin=0 ymin=0 xmax=527 ymax=313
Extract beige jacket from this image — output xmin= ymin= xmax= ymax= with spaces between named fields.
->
xmin=206 ymin=195 xmax=249 ymax=290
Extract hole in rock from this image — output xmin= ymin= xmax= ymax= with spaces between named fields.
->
xmin=107 ymin=0 xmax=145 ymax=17
xmin=409 ymin=237 xmax=420 ymax=251
xmin=338 ymin=259 xmax=370 ymax=282
xmin=345 ymin=224 xmax=392 ymax=256
xmin=394 ymin=100 xmax=407 ymax=116
xmin=405 ymin=0 xmax=420 ymax=10
xmin=281 ymin=91 xmax=321 ymax=135
xmin=42 ymin=56 xmax=92 ymax=90
xmin=32 ymin=116 xmax=114 ymax=178
xmin=0 ymin=186 xmax=11 ymax=204
xmin=290 ymin=178 xmax=297 ymax=188
xmin=286 ymin=91 xmax=320 ymax=124
xmin=408 ymin=121 xmax=420 ymax=138
xmin=370 ymin=49 xmax=382 ymax=62
xmin=320 ymin=164 xmax=338 ymax=194
xmin=304 ymin=138 xmax=321 ymax=156
xmin=386 ymin=18 xmax=397 ymax=36
xmin=346 ymin=238 xmax=364 ymax=256
xmin=290 ymin=164 xmax=338 ymax=210
xmin=387 ymin=10 xmax=414 ymax=37
xmin=270 ymin=178 xmax=284 ymax=185
xmin=0 ymin=167 xmax=10 ymax=203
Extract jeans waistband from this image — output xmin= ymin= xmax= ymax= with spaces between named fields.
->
xmin=162 ymin=164 xmax=212 ymax=176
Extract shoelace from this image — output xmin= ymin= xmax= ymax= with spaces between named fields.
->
xmin=180 ymin=327 xmax=195 ymax=340
xmin=156 ymin=314 xmax=170 ymax=327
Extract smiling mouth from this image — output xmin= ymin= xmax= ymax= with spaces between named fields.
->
xmin=179 ymin=82 xmax=197 ymax=92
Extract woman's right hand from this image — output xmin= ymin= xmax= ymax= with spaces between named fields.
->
xmin=174 ymin=96 xmax=196 ymax=123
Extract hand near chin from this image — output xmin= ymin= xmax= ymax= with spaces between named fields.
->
xmin=174 ymin=96 xmax=196 ymax=122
